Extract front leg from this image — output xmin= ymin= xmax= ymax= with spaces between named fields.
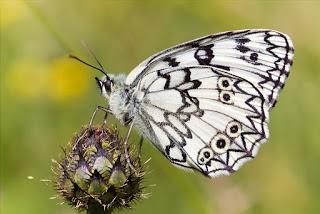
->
xmin=89 ymin=105 xmax=112 ymax=127
xmin=123 ymin=121 xmax=136 ymax=172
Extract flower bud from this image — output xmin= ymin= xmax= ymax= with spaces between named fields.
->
xmin=52 ymin=125 xmax=145 ymax=213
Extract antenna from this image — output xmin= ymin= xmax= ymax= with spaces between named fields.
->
xmin=69 ymin=54 xmax=108 ymax=76
xmin=69 ymin=40 xmax=111 ymax=81
xmin=80 ymin=40 xmax=106 ymax=74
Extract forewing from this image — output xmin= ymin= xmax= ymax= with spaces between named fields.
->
xmin=126 ymin=29 xmax=294 ymax=107
xmin=135 ymin=66 xmax=269 ymax=177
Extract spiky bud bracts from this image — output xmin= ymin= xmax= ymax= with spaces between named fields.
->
xmin=52 ymin=125 xmax=145 ymax=213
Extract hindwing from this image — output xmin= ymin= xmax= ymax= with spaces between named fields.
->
xmin=134 ymin=66 xmax=269 ymax=177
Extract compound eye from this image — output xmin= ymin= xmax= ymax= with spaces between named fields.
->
xmin=217 ymin=77 xmax=232 ymax=90
xmin=226 ymin=120 xmax=242 ymax=138
xmin=210 ymin=133 xmax=231 ymax=154
xmin=197 ymin=147 xmax=214 ymax=165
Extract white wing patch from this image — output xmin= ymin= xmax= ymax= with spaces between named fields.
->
xmin=123 ymin=29 xmax=294 ymax=178
xmin=127 ymin=29 xmax=294 ymax=107
xmin=134 ymin=67 xmax=270 ymax=177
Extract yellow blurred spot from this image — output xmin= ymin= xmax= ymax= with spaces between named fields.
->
xmin=0 ymin=0 xmax=25 ymax=29
xmin=6 ymin=60 xmax=47 ymax=99
xmin=6 ymin=57 xmax=91 ymax=102
xmin=47 ymin=58 xmax=90 ymax=101
xmin=27 ymin=176 xmax=34 ymax=180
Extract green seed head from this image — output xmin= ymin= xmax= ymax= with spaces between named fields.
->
xmin=52 ymin=125 xmax=145 ymax=213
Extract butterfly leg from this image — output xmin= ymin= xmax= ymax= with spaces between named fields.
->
xmin=103 ymin=110 xmax=109 ymax=125
xmin=72 ymin=105 xmax=110 ymax=150
xmin=89 ymin=105 xmax=112 ymax=127
xmin=124 ymin=122 xmax=137 ymax=172
xmin=138 ymin=136 xmax=144 ymax=166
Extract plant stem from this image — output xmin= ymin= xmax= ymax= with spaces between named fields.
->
xmin=87 ymin=200 xmax=113 ymax=214
xmin=23 ymin=1 xmax=73 ymax=52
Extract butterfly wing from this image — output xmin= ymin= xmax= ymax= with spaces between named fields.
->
xmin=126 ymin=29 xmax=294 ymax=107
xmin=133 ymin=66 xmax=269 ymax=177
xmin=126 ymin=29 xmax=294 ymax=177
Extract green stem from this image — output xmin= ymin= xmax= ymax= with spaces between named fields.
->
xmin=23 ymin=1 xmax=73 ymax=52
xmin=87 ymin=200 xmax=113 ymax=214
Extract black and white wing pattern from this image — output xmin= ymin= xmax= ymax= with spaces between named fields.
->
xmin=127 ymin=29 xmax=294 ymax=177
xmin=133 ymin=67 xmax=269 ymax=177
xmin=127 ymin=29 xmax=294 ymax=107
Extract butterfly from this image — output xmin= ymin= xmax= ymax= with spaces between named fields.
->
xmin=86 ymin=29 xmax=294 ymax=178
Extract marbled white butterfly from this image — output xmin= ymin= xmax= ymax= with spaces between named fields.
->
xmin=84 ymin=29 xmax=294 ymax=178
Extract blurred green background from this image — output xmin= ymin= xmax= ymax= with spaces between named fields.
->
xmin=1 ymin=0 xmax=320 ymax=214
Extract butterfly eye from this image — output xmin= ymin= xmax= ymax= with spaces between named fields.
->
xmin=217 ymin=77 xmax=232 ymax=90
xmin=219 ymin=91 xmax=234 ymax=104
xmin=197 ymin=147 xmax=214 ymax=165
xmin=210 ymin=133 xmax=231 ymax=154
xmin=226 ymin=120 xmax=242 ymax=138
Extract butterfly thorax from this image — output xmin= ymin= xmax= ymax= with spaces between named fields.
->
xmin=108 ymin=74 xmax=137 ymax=125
